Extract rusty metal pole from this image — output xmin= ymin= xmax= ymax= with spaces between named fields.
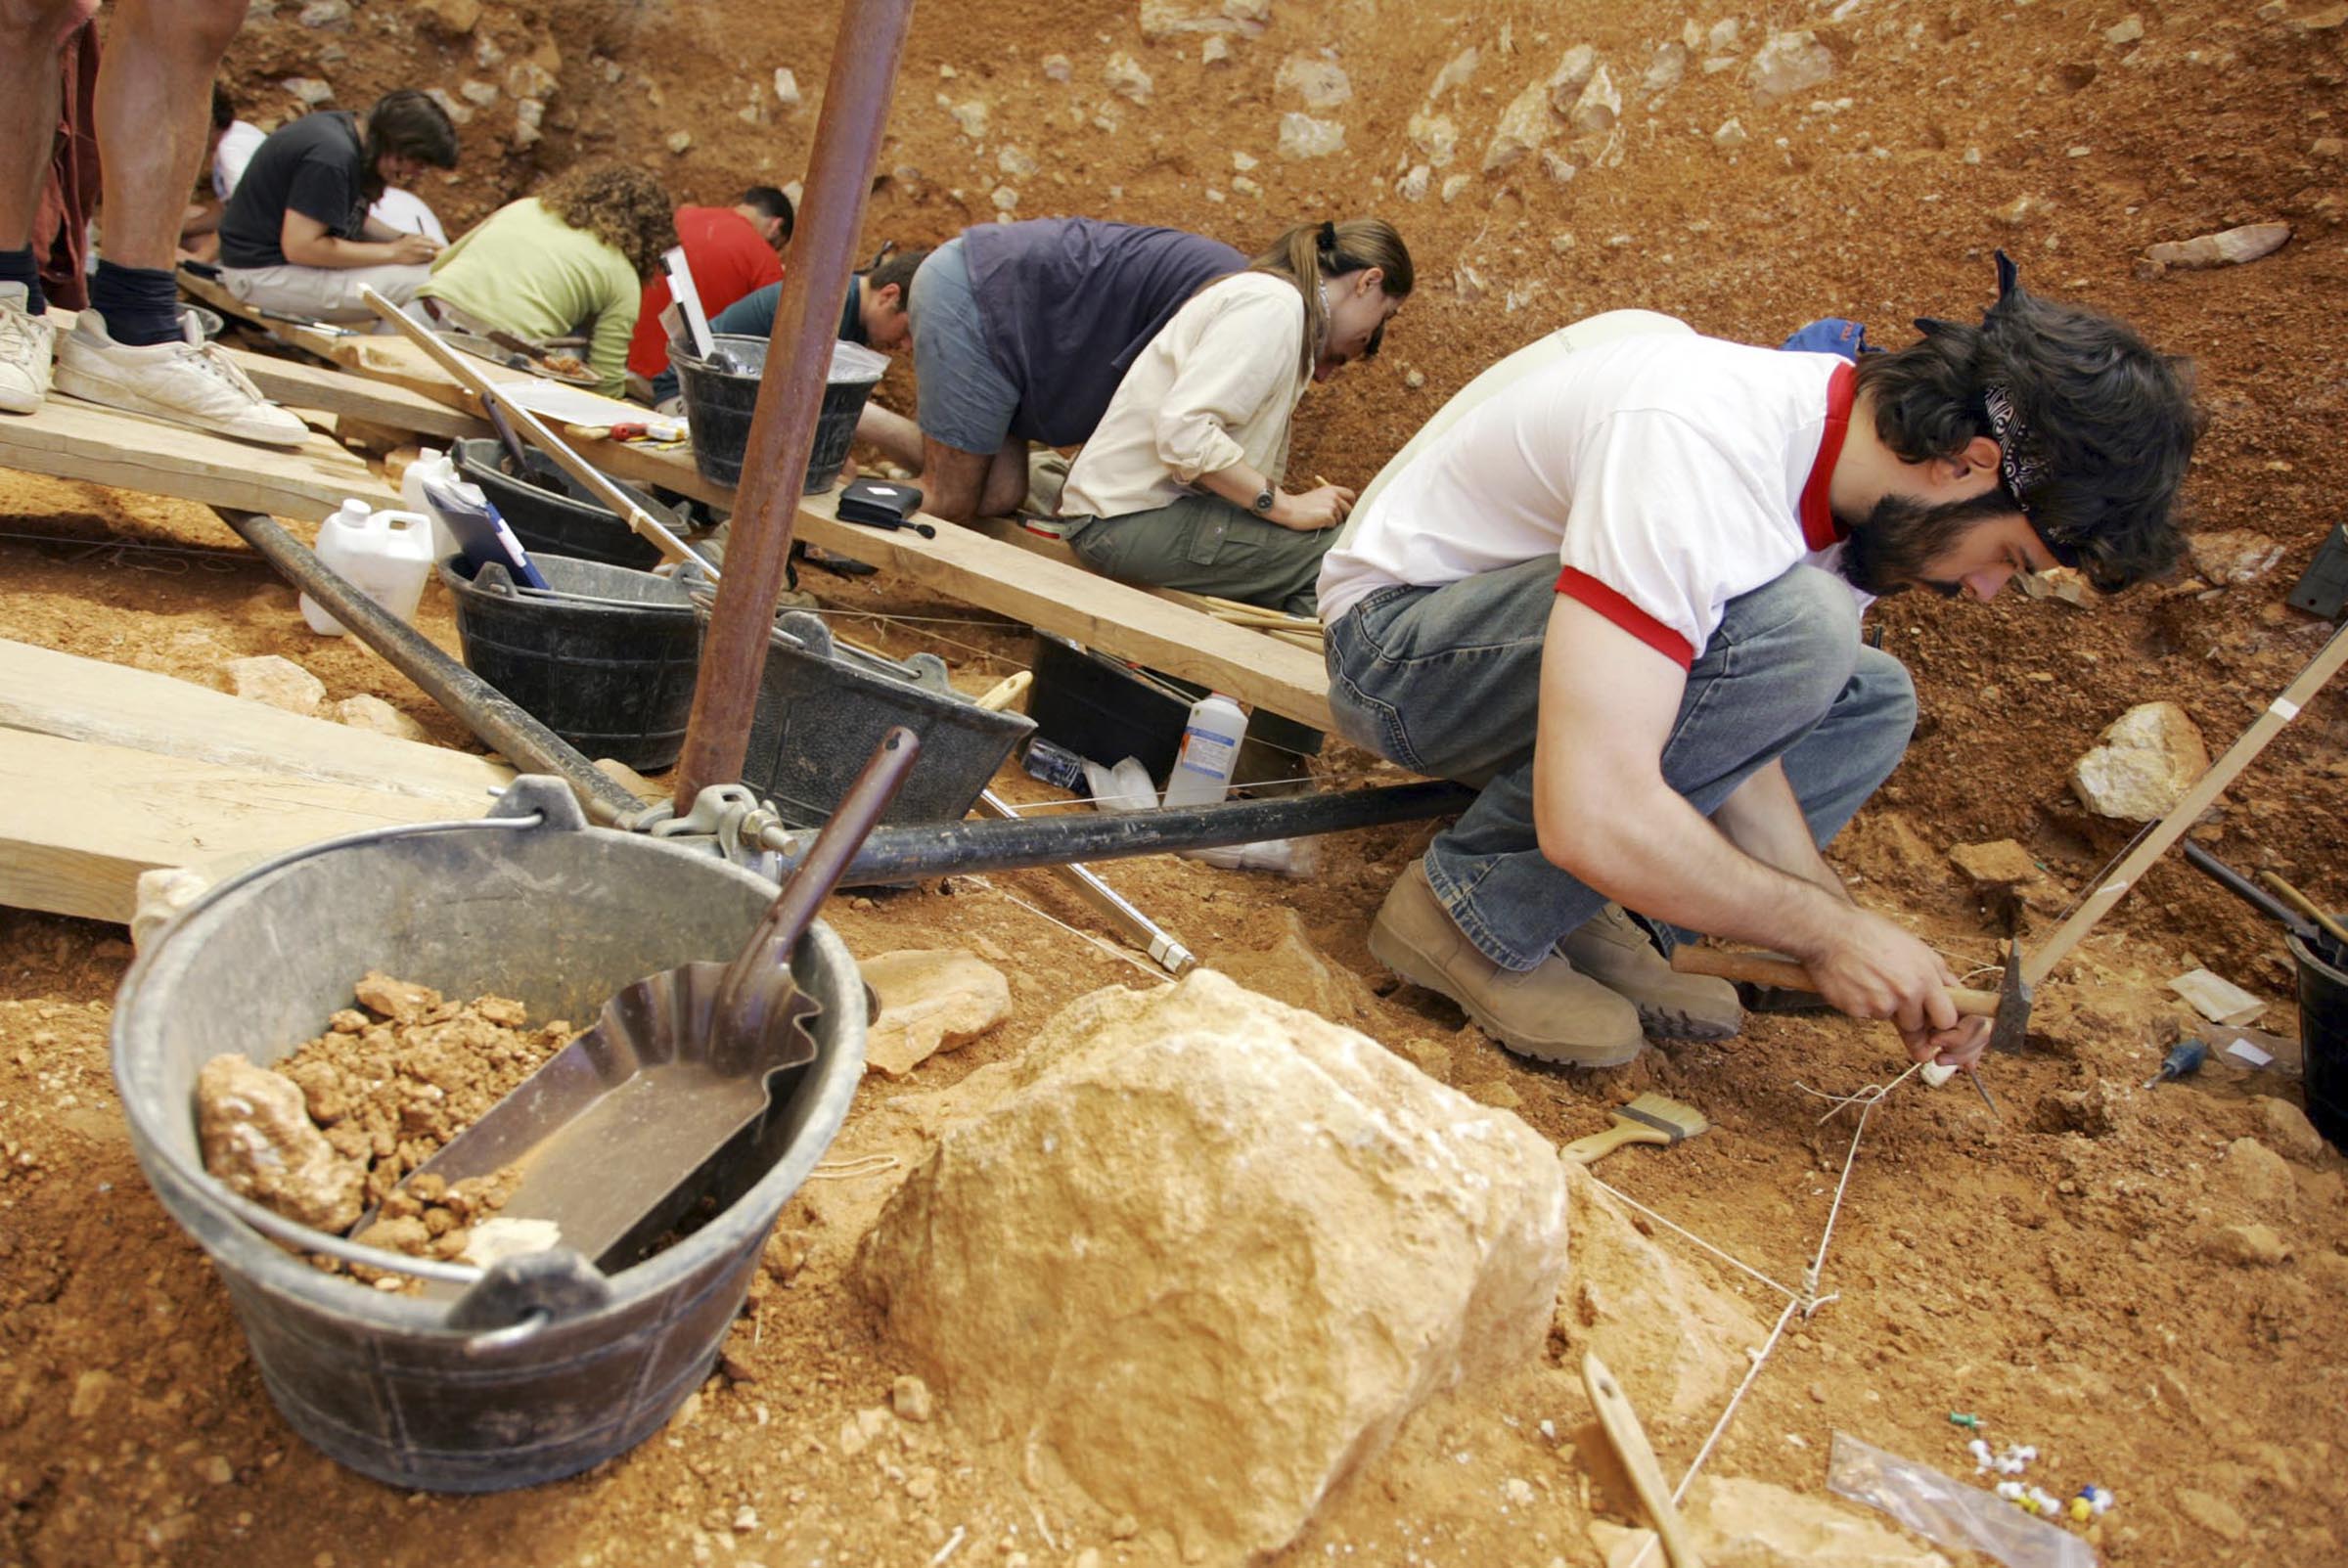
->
xmin=673 ymin=0 xmax=916 ymax=809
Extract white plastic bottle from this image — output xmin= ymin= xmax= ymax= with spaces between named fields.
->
xmin=300 ymin=498 xmax=437 ymax=636
xmin=1161 ymin=692 xmax=1248 ymax=809
xmin=400 ymin=447 xmax=459 ymax=561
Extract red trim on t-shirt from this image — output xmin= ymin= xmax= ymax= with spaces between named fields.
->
xmin=1799 ymin=361 xmax=1857 ymax=551
xmin=1556 ymin=567 xmax=1695 ymax=670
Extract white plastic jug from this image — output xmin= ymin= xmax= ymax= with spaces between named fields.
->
xmin=1161 ymin=692 xmax=1248 ymax=809
xmin=300 ymin=498 xmax=437 ymax=636
xmin=400 ymin=447 xmax=458 ymax=562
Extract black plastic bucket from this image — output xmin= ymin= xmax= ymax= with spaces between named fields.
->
xmin=672 ymin=334 xmax=888 ymax=493
xmin=732 ymin=610 xmax=1032 ymax=827
xmin=110 ymin=781 xmax=867 ymax=1492
xmin=451 ymin=439 xmax=684 ymax=573
xmin=2289 ymin=930 xmax=2348 ymax=1149
xmin=441 ymin=553 xmax=701 ymax=771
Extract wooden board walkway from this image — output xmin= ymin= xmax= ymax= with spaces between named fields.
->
xmin=32 ymin=294 xmax=1337 ymax=730
xmin=0 ymin=642 xmax=508 ymax=922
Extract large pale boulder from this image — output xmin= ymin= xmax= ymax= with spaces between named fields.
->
xmin=855 ymin=970 xmax=1568 ymax=1561
xmin=224 ymin=653 xmax=324 ymax=716
xmin=2069 ymin=700 xmax=2209 ymax=821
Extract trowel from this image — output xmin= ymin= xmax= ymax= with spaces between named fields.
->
xmin=379 ymin=727 xmax=920 ymax=1272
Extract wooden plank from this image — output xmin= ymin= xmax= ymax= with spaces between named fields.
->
xmin=586 ymin=441 xmax=1337 ymax=731
xmin=0 ymin=638 xmax=511 ymax=803
xmin=226 ymin=348 xmax=492 ymax=444
xmin=0 ymin=390 xmax=397 ymax=517
xmin=0 ymin=730 xmax=488 ymax=923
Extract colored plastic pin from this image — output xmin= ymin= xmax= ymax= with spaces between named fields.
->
xmin=2143 ymin=1038 xmax=2208 ymax=1089
xmin=1949 ymin=1412 xmax=1982 ymax=1430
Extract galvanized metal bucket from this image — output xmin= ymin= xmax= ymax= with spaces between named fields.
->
xmin=111 ymin=780 xmax=865 ymax=1492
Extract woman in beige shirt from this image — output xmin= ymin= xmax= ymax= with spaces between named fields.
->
xmin=1058 ymin=219 xmax=1413 ymax=613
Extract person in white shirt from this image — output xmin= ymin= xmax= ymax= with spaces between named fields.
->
xmin=1059 ymin=219 xmax=1413 ymax=614
xmin=1321 ymin=256 xmax=2200 ymax=1068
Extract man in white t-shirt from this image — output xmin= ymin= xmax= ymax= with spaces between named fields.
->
xmin=1319 ymin=259 xmax=2199 ymax=1068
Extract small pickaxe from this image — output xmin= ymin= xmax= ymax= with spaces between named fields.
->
xmin=1671 ymin=938 xmax=2030 ymax=1111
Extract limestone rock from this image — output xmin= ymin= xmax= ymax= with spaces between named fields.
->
xmin=225 ymin=653 xmax=324 ymax=716
xmin=1948 ymin=838 xmax=2039 ymax=887
xmin=1481 ymin=79 xmax=1556 ymax=172
xmin=414 ymin=0 xmax=480 ymax=33
xmin=1199 ymin=33 xmax=1231 ymax=66
xmin=2146 ymin=222 xmax=2291 ymax=270
xmin=1040 ymin=54 xmax=1071 ymax=82
xmin=1427 ymin=47 xmax=1478 ymax=99
xmin=1104 ymin=52 xmax=1153 ymax=105
xmin=2202 ymin=1222 xmax=2288 ymax=1266
xmin=1714 ymin=116 xmax=1748 ymax=150
xmin=2069 ymin=700 xmax=2209 ymax=821
xmin=997 ymin=144 xmax=1039 ymax=178
xmin=664 ymin=129 xmax=693 ymax=155
xmin=1275 ymin=56 xmax=1351 ymax=108
xmin=1566 ymin=63 xmax=1621 ymax=135
xmin=131 ymin=867 xmax=211 ymax=954
xmin=297 ymin=0 xmax=350 ymax=27
xmin=1440 ymin=172 xmax=1473 ymax=203
xmin=2106 ymin=14 xmax=2145 ymax=44
xmin=198 ymin=1053 xmax=365 ymax=1232
xmin=2220 ymin=1135 xmax=2298 ymax=1213
xmin=335 ymin=693 xmax=433 ymax=742
xmin=772 ymin=67 xmax=801 ymax=110
xmin=1407 ymin=111 xmax=1459 ymax=167
xmin=1558 ymin=1169 xmax=1766 ymax=1419
xmin=1397 ymin=163 xmax=1432 ymax=201
xmin=457 ymin=78 xmax=499 ymax=107
xmin=1643 ymin=42 xmax=1689 ymax=96
xmin=1278 ymin=112 xmax=1345 ymax=158
xmin=2190 ymin=529 xmax=2286 ymax=585
xmin=2254 ymin=1097 xmax=2327 ymax=1162
xmin=1689 ymin=1475 xmax=1951 ymax=1566
xmin=282 ymin=77 xmax=335 ymax=109
xmin=1546 ymin=45 xmax=1598 ymax=112
xmin=862 ymin=949 xmax=1012 ymax=1078
xmin=855 ymin=971 xmax=1568 ymax=1562
xmin=1748 ymin=29 xmax=1836 ymax=104
xmin=947 ymin=100 xmax=988 ymax=139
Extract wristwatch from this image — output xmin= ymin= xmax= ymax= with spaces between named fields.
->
xmin=1251 ymin=484 xmax=1277 ymax=515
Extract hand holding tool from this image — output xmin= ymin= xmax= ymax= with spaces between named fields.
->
xmin=1669 ymin=947 xmax=2002 ymax=1017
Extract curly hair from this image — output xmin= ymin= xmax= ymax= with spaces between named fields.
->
xmin=536 ymin=163 xmax=677 ymax=283
xmin=1855 ymin=254 xmax=2202 ymax=591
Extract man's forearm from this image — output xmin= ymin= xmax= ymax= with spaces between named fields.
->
xmin=1711 ymin=759 xmax=1848 ymax=902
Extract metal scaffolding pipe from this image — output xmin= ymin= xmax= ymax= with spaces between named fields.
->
xmin=673 ymin=0 xmax=918 ymax=810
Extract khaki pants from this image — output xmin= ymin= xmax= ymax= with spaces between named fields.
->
xmin=1065 ymin=492 xmax=1335 ymax=617
xmin=220 ymin=260 xmax=430 ymax=324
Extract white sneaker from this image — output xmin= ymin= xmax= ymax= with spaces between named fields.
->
xmin=53 ymin=308 xmax=309 ymax=447
xmin=0 ymin=282 xmax=54 ymax=416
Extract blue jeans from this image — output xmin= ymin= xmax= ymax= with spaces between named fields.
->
xmin=905 ymin=236 xmax=1022 ymax=456
xmin=1326 ymin=560 xmax=1917 ymax=970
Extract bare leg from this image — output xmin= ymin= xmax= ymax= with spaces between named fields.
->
xmin=93 ymin=0 xmax=249 ymax=269
xmin=919 ymin=435 xmax=995 ymax=524
xmin=853 ymin=399 xmax=924 ymax=468
xmin=0 ymin=0 xmax=93 ymax=249
xmin=978 ymin=441 xmax=1028 ymax=517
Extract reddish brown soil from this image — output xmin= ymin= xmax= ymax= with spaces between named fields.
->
xmin=5 ymin=0 xmax=2347 ymax=1564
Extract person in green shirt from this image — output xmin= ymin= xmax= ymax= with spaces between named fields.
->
xmin=419 ymin=163 xmax=674 ymax=398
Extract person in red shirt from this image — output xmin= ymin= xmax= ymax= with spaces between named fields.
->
xmin=625 ymin=185 xmax=791 ymax=389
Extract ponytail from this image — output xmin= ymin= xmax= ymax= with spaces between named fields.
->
xmin=1248 ymin=218 xmax=1416 ymax=379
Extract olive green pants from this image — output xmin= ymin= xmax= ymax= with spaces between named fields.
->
xmin=1064 ymin=493 xmax=1334 ymax=616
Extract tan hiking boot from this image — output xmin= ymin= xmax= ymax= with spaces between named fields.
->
xmin=1369 ymin=860 xmax=1645 ymax=1067
xmin=1559 ymin=904 xmax=1744 ymax=1040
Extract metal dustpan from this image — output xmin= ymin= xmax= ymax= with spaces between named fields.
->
xmin=387 ymin=728 xmax=920 ymax=1272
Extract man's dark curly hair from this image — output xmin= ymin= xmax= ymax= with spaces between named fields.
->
xmin=1853 ymin=255 xmax=2202 ymax=591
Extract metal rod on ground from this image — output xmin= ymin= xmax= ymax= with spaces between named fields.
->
xmin=213 ymin=508 xmax=646 ymax=828
xmin=966 ymin=672 xmax=1196 ymax=976
xmin=674 ymin=0 xmax=917 ymax=812
xmin=360 ymin=288 xmax=704 ymax=571
xmin=773 ymin=780 xmax=1477 ymax=884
